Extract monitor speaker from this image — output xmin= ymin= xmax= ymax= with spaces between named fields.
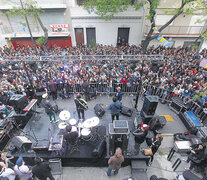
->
xmin=94 ymin=104 xmax=105 ymax=117
xmin=92 ymin=139 xmax=106 ymax=157
xmin=141 ymin=96 xmax=158 ymax=116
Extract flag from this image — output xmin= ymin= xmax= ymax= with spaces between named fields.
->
xmin=157 ymin=35 xmax=163 ymax=40
xmin=160 ymin=38 xmax=165 ymax=42
xmin=165 ymin=42 xmax=173 ymax=46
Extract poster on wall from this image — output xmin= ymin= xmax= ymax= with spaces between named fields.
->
xmin=50 ymin=24 xmax=69 ymax=35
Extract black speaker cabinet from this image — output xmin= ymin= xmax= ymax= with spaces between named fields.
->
xmin=9 ymin=94 xmax=28 ymax=110
xmin=92 ymin=139 xmax=106 ymax=157
xmin=109 ymin=123 xmax=129 ymax=155
xmin=94 ymin=104 xmax=105 ymax=117
xmin=141 ymin=96 xmax=158 ymax=116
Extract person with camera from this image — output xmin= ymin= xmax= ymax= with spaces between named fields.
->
xmin=32 ymin=157 xmax=55 ymax=180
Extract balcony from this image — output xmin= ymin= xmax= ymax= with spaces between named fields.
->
xmin=0 ymin=24 xmax=70 ymax=38
xmin=0 ymin=0 xmax=66 ymax=10
xmin=144 ymin=25 xmax=206 ymax=37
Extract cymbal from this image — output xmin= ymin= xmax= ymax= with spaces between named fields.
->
xmin=59 ymin=110 xmax=71 ymax=121
xmin=58 ymin=122 xmax=67 ymax=129
xmin=69 ymin=118 xmax=77 ymax=126
xmin=82 ymin=117 xmax=100 ymax=128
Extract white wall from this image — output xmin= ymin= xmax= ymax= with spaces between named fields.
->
xmin=72 ymin=18 xmax=142 ymax=46
xmin=70 ymin=6 xmax=143 ymax=46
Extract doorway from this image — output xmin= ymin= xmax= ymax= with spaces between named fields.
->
xmin=86 ymin=28 xmax=96 ymax=47
xmin=117 ymin=28 xmax=130 ymax=46
xmin=75 ymin=28 xmax=84 ymax=46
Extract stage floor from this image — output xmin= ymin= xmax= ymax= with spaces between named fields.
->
xmin=5 ymin=96 xmax=150 ymax=166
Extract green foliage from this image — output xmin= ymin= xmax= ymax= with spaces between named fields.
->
xmin=3 ymin=0 xmax=44 ymax=19
xmin=201 ymin=30 xmax=207 ymax=40
xmin=84 ymin=0 xmax=144 ymax=20
xmin=36 ymin=36 xmax=44 ymax=46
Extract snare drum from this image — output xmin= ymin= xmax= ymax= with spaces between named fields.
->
xmin=81 ymin=128 xmax=91 ymax=141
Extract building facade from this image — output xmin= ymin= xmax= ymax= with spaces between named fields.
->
xmin=0 ymin=0 xmax=206 ymax=49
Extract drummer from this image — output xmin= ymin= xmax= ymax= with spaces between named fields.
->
xmin=63 ymin=125 xmax=81 ymax=153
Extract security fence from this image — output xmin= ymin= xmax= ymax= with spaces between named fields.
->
xmin=1 ymin=55 xmax=164 ymax=62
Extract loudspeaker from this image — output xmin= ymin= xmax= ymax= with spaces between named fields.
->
xmin=11 ymin=136 xmax=32 ymax=152
xmin=121 ymin=106 xmax=132 ymax=117
xmin=9 ymin=94 xmax=28 ymax=111
xmin=92 ymin=139 xmax=106 ymax=157
xmin=141 ymin=96 xmax=158 ymax=116
xmin=49 ymin=159 xmax=62 ymax=175
xmin=94 ymin=104 xmax=105 ymax=117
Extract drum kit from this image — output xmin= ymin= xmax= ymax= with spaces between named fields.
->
xmin=58 ymin=110 xmax=100 ymax=141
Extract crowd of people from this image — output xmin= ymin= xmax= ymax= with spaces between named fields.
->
xmin=0 ymin=153 xmax=55 ymax=180
xmin=0 ymin=44 xmax=207 ymax=179
xmin=0 ymin=44 xmax=206 ymax=108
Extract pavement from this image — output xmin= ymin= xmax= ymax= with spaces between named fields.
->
xmin=43 ymin=94 xmax=192 ymax=179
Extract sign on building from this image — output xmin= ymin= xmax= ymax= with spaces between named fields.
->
xmin=50 ymin=24 xmax=69 ymax=35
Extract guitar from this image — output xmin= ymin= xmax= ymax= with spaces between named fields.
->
xmin=77 ymin=98 xmax=88 ymax=110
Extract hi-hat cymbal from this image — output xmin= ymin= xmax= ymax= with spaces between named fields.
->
xmin=58 ymin=122 xmax=67 ymax=129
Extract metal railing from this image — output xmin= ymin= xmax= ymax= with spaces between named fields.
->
xmin=1 ymin=55 xmax=164 ymax=62
xmin=144 ymin=25 xmax=205 ymax=35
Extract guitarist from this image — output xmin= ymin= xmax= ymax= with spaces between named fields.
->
xmin=41 ymin=93 xmax=58 ymax=123
xmin=74 ymin=93 xmax=88 ymax=121
xmin=108 ymin=96 xmax=123 ymax=122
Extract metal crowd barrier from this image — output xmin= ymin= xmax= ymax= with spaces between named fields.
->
xmin=55 ymin=83 xmax=139 ymax=95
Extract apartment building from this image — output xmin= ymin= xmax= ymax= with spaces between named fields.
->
xmin=0 ymin=0 xmax=206 ymax=49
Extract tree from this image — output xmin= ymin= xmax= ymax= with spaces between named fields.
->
xmin=2 ymin=0 xmax=48 ymax=50
xmin=84 ymin=0 xmax=203 ymax=51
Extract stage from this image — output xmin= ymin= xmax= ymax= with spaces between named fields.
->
xmin=4 ymin=100 xmax=150 ymax=167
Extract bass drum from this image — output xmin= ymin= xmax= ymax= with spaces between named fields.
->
xmin=81 ymin=128 xmax=92 ymax=141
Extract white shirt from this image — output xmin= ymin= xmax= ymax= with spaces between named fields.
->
xmin=14 ymin=164 xmax=33 ymax=180
xmin=0 ymin=168 xmax=16 ymax=180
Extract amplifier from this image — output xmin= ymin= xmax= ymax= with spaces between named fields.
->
xmin=11 ymin=136 xmax=32 ymax=151
xmin=113 ymin=120 xmax=129 ymax=133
